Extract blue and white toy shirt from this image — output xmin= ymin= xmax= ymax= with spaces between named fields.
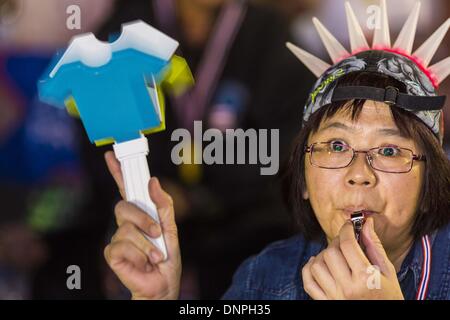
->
xmin=38 ymin=20 xmax=179 ymax=144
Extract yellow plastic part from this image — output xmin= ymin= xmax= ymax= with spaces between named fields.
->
xmin=162 ymin=55 xmax=195 ymax=96
xmin=64 ymin=96 xmax=81 ymax=118
xmin=95 ymin=137 xmax=115 ymax=147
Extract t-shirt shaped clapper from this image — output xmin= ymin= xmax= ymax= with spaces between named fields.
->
xmin=38 ymin=20 xmax=194 ymax=261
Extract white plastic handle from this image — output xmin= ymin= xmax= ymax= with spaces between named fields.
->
xmin=113 ymin=135 xmax=168 ymax=261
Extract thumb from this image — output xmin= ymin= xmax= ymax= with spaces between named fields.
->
xmin=361 ymin=217 xmax=392 ymax=276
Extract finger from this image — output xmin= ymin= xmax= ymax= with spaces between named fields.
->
xmin=114 ymin=200 xmax=162 ymax=239
xmin=339 ymin=221 xmax=371 ymax=273
xmin=148 ymin=178 xmax=180 ymax=260
xmin=112 ymin=222 xmax=164 ymax=264
xmin=309 ymin=252 xmax=338 ymax=298
xmin=105 ymin=151 xmax=125 ymax=199
xmin=149 ymin=178 xmax=177 ymax=235
xmin=361 ymin=217 xmax=393 ymax=276
xmin=323 ymin=237 xmax=352 ymax=287
xmin=302 ymin=257 xmax=329 ymax=300
xmin=105 ymin=240 xmax=148 ymax=272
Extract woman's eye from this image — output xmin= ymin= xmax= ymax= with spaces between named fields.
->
xmin=329 ymin=140 xmax=347 ymax=152
xmin=378 ymin=147 xmax=399 ymax=157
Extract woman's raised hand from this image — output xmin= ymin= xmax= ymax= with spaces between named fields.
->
xmin=103 ymin=151 xmax=182 ymax=300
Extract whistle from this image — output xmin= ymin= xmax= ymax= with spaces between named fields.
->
xmin=350 ymin=211 xmax=366 ymax=245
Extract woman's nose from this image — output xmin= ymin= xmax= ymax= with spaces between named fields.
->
xmin=345 ymin=152 xmax=377 ymax=186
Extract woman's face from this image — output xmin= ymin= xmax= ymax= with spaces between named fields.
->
xmin=304 ymin=101 xmax=425 ymax=252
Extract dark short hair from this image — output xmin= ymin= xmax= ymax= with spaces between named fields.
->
xmin=282 ymin=72 xmax=450 ymax=241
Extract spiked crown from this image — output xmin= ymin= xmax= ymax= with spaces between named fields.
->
xmin=287 ymin=0 xmax=449 ymax=142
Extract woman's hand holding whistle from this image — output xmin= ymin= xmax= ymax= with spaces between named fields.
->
xmin=301 ymin=218 xmax=404 ymax=300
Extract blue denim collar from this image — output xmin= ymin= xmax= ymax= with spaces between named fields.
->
xmin=384 ymin=227 xmax=450 ymax=300
xmin=397 ymin=236 xmax=423 ymax=283
xmin=417 ymin=227 xmax=450 ymax=299
xmin=222 ymin=223 xmax=450 ymax=300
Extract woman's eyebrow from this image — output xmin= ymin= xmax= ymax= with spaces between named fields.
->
xmin=319 ymin=122 xmax=406 ymax=138
xmin=318 ymin=122 xmax=353 ymax=133
xmin=377 ymin=128 xmax=407 ymax=138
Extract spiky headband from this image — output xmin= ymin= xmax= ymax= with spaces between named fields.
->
xmin=287 ymin=0 xmax=449 ymax=143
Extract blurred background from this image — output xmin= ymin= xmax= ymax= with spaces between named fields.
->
xmin=0 ymin=0 xmax=448 ymax=299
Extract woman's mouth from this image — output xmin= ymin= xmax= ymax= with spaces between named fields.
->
xmin=342 ymin=208 xmax=378 ymax=219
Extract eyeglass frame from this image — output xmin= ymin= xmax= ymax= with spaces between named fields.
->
xmin=304 ymin=142 xmax=426 ymax=174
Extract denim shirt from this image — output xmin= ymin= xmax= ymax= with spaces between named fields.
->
xmin=222 ymin=223 xmax=450 ymax=300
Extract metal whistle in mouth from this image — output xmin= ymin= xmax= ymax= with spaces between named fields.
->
xmin=350 ymin=211 xmax=366 ymax=245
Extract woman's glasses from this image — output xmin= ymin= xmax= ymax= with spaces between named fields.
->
xmin=304 ymin=141 xmax=426 ymax=174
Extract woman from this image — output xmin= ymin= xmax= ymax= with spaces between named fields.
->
xmin=97 ymin=0 xmax=312 ymax=299
xmin=103 ymin=1 xmax=450 ymax=299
